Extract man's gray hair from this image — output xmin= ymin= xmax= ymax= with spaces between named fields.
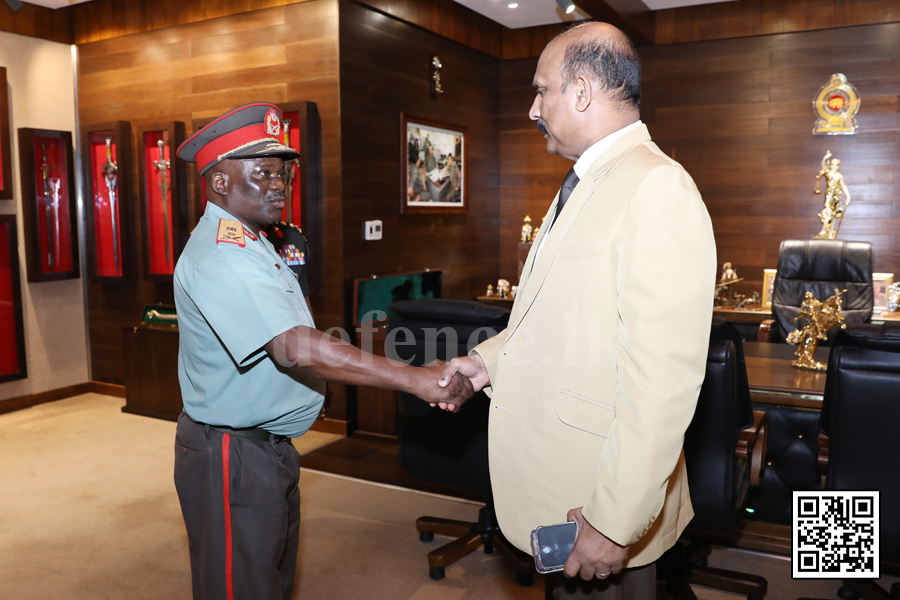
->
xmin=557 ymin=26 xmax=641 ymax=110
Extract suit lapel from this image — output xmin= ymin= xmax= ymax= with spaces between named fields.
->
xmin=503 ymin=125 xmax=653 ymax=345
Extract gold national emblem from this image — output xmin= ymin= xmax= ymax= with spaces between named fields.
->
xmin=813 ymin=73 xmax=860 ymax=135
xmin=216 ymin=218 xmax=246 ymax=247
xmin=265 ymin=108 xmax=281 ymax=137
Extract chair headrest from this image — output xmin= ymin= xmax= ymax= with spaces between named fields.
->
xmin=388 ymin=299 xmax=510 ymax=327
xmin=776 ymin=239 xmax=872 ymax=284
xmin=833 ymin=321 xmax=900 ymax=352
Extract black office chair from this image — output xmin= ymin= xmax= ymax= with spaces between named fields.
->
xmin=659 ymin=319 xmax=769 ymax=600
xmin=799 ymin=322 xmax=900 ymax=600
xmin=385 ymin=299 xmax=535 ymax=586
xmin=759 ymin=239 xmax=873 ymax=343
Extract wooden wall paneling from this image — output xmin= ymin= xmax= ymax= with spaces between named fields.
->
xmin=642 ymin=22 xmax=900 ymax=299
xmin=498 ymin=57 xmax=571 ymax=283
xmin=338 ymin=0 xmax=500 ymax=309
xmin=77 ymin=0 xmax=344 ymax=385
xmin=656 ymin=0 xmax=900 ymax=45
xmin=501 ymin=22 xmax=571 ymax=61
xmin=66 ymin=0 xmax=502 ymax=58
xmin=576 ymin=0 xmax=655 ymax=46
xmin=0 ymin=1 xmax=71 ymax=43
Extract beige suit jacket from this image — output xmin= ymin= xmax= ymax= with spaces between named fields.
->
xmin=474 ymin=124 xmax=716 ymax=567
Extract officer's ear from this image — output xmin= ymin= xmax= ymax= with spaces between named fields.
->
xmin=208 ymin=169 xmax=229 ymax=198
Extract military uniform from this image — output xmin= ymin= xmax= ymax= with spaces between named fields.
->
xmin=173 ymin=102 xmax=323 ymax=600
xmin=266 ymin=220 xmax=311 ymax=297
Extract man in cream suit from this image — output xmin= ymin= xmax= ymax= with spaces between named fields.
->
xmin=439 ymin=22 xmax=716 ymax=598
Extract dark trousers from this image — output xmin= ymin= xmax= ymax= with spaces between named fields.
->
xmin=174 ymin=412 xmax=301 ymax=600
xmin=551 ymin=563 xmax=657 ymax=600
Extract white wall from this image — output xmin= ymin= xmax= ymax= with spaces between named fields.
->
xmin=0 ymin=31 xmax=89 ymax=402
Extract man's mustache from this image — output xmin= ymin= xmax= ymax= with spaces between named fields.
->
xmin=536 ymin=119 xmax=548 ymax=135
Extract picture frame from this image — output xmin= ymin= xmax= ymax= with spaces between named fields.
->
xmin=761 ymin=268 xmax=777 ymax=308
xmin=83 ymin=121 xmax=135 ymax=282
xmin=18 ymin=128 xmax=80 ymax=282
xmin=0 ymin=67 xmax=12 ymax=200
xmin=401 ymin=113 xmax=467 ymax=214
xmin=0 ymin=215 xmax=28 ymax=383
xmin=873 ymin=273 xmax=894 ymax=312
xmin=137 ymin=121 xmax=186 ymax=281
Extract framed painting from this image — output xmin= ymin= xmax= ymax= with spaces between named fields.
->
xmin=401 ymin=113 xmax=467 ymax=214
xmin=761 ymin=269 xmax=777 ymax=308
xmin=873 ymin=273 xmax=894 ymax=312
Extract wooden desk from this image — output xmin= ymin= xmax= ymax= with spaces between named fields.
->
xmin=713 ymin=307 xmax=772 ymax=324
xmin=475 ymin=295 xmax=514 ymax=308
xmin=876 ymin=310 xmax=900 ymax=321
xmin=743 ymin=342 xmax=828 ymax=409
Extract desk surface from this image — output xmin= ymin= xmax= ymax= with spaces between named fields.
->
xmin=743 ymin=341 xmax=828 ymax=408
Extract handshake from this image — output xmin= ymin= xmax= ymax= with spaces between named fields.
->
xmin=408 ymin=354 xmax=491 ymax=413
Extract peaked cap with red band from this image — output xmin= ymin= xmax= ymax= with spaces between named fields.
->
xmin=176 ymin=102 xmax=300 ymax=176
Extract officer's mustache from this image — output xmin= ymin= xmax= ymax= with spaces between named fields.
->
xmin=536 ymin=119 xmax=548 ymax=135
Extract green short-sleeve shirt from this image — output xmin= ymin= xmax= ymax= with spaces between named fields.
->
xmin=174 ymin=202 xmax=324 ymax=438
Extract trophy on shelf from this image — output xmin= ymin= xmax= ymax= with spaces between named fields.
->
xmin=714 ymin=262 xmax=743 ymax=304
xmin=497 ymin=279 xmax=511 ymax=299
xmin=886 ymin=283 xmax=900 ymax=313
xmin=521 ymin=215 xmax=533 ymax=243
xmin=786 ymin=289 xmax=847 ymax=371
xmin=813 ymin=150 xmax=851 ymax=240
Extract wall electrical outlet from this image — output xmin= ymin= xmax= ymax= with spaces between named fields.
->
xmin=364 ymin=220 xmax=383 ymax=241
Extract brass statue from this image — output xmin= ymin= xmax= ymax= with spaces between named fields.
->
xmin=521 ymin=215 xmax=533 ymax=243
xmin=714 ymin=262 xmax=743 ymax=304
xmin=814 ymin=151 xmax=851 ymax=240
xmin=786 ymin=289 xmax=847 ymax=371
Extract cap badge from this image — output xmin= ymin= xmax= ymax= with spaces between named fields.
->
xmin=265 ymin=108 xmax=281 ymax=137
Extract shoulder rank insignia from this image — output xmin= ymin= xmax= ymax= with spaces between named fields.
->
xmin=242 ymin=226 xmax=258 ymax=241
xmin=216 ymin=219 xmax=245 ymax=247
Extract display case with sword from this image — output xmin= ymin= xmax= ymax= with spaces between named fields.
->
xmin=40 ymin=143 xmax=54 ymax=269
xmin=283 ymin=119 xmax=300 ymax=224
xmin=102 ymin=137 xmax=119 ymax=272
xmin=153 ymin=139 xmax=172 ymax=268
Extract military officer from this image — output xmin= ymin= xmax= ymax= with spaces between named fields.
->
xmin=173 ymin=102 xmax=471 ymax=600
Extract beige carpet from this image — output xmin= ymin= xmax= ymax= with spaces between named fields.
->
xmin=1 ymin=394 xmax=895 ymax=599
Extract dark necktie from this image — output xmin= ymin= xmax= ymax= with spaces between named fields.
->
xmin=551 ymin=167 xmax=580 ymax=229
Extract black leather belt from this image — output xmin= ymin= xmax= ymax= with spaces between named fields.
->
xmin=211 ymin=425 xmax=285 ymax=442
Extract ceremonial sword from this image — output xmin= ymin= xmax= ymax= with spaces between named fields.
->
xmin=102 ymin=137 xmax=119 ymax=271
xmin=283 ymin=119 xmax=299 ymax=224
xmin=154 ymin=140 xmax=172 ymax=267
xmin=50 ymin=177 xmax=61 ymax=264
xmin=40 ymin=143 xmax=54 ymax=268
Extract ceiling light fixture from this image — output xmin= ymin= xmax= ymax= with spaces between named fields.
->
xmin=555 ymin=0 xmax=577 ymax=14
xmin=508 ymin=3 xmax=518 ymax=7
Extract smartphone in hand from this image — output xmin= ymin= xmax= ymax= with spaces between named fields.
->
xmin=531 ymin=521 xmax=577 ymax=573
